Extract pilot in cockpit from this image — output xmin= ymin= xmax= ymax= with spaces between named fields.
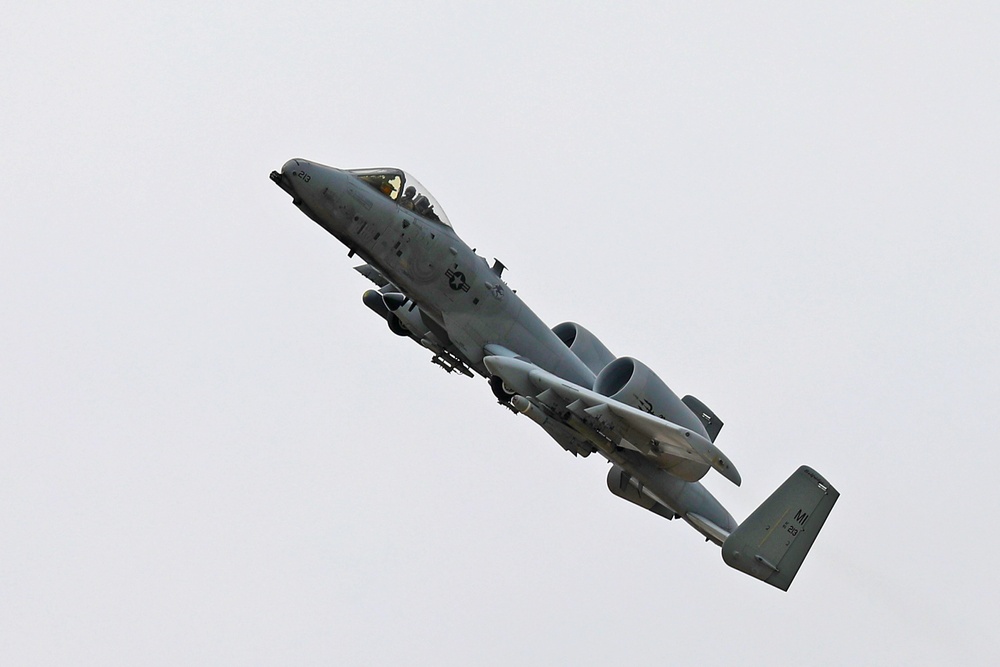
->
xmin=413 ymin=194 xmax=430 ymax=214
xmin=399 ymin=186 xmax=417 ymax=210
xmin=398 ymin=184 xmax=441 ymax=222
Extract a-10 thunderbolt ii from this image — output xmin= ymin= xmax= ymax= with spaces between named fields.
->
xmin=270 ymin=159 xmax=839 ymax=591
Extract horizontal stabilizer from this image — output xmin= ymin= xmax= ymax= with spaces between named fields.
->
xmin=722 ymin=466 xmax=839 ymax=591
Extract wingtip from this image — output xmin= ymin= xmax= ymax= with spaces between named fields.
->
xmin=719 ymin=461 xmax=742 ymax=486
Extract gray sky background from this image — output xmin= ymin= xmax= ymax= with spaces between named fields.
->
xmin=3 ymin=3 xmax=998 ymax=665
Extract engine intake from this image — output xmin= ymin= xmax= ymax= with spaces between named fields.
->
xmin=552 ymin=322 xmax=616 ymax=377
xmin=594 ymin=357 xmax=710 ymax=440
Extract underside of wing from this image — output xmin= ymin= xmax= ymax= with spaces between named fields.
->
xmin=483 ymin=355 xmax=740 ymax=485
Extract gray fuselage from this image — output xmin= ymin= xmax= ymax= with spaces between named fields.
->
xmin=274 ymin=159 xmax=737 ymax=542
xmin=279 ymin=159 xmax=595 ymax=385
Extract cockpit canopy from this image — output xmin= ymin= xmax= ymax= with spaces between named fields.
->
xmin=350 ymin=168 xmax=452 ymax=228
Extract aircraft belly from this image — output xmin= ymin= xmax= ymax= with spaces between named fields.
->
xmin=499 ymin=318 xmax=594 ymax=388
xmin=441 ymin=300 xmax=520 ymax=366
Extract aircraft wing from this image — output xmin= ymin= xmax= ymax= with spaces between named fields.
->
xmin=354 ymin=263 xmax=392 ymax=288
xmin=483 ymin=354 xmax=741 ymax=485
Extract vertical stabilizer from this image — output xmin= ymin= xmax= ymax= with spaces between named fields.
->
xmin=722 ymin=466 xmax=838 ymax=591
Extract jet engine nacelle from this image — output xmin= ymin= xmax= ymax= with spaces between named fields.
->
xmin=362 ymin=289 xmax=431 ymax=339
xmin=552 ymin=322 xmax=616 ymax=377
xmin=593 ymin=357 xmax=710 ymax=440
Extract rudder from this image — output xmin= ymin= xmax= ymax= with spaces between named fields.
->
xmin=722 ymin=466 xmax=839 ymax=591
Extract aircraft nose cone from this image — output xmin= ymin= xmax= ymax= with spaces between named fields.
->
xmin=274 ymin=158 xmax=321 ymax=200
xmin=273 ymin=158 xmax=340 ymax=199
xmin=272 ymin=159 xmax=307 ymax=196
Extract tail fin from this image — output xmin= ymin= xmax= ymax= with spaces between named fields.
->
xmin=722 ymin=466 xmax=839 ymax=591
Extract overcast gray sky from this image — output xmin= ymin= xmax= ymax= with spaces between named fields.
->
xmin=3 ymin=2 xmax=998 ymax=665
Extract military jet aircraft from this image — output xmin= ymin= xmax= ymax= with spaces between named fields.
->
xmin=270 ymin=159 xmax=839 ymax=591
